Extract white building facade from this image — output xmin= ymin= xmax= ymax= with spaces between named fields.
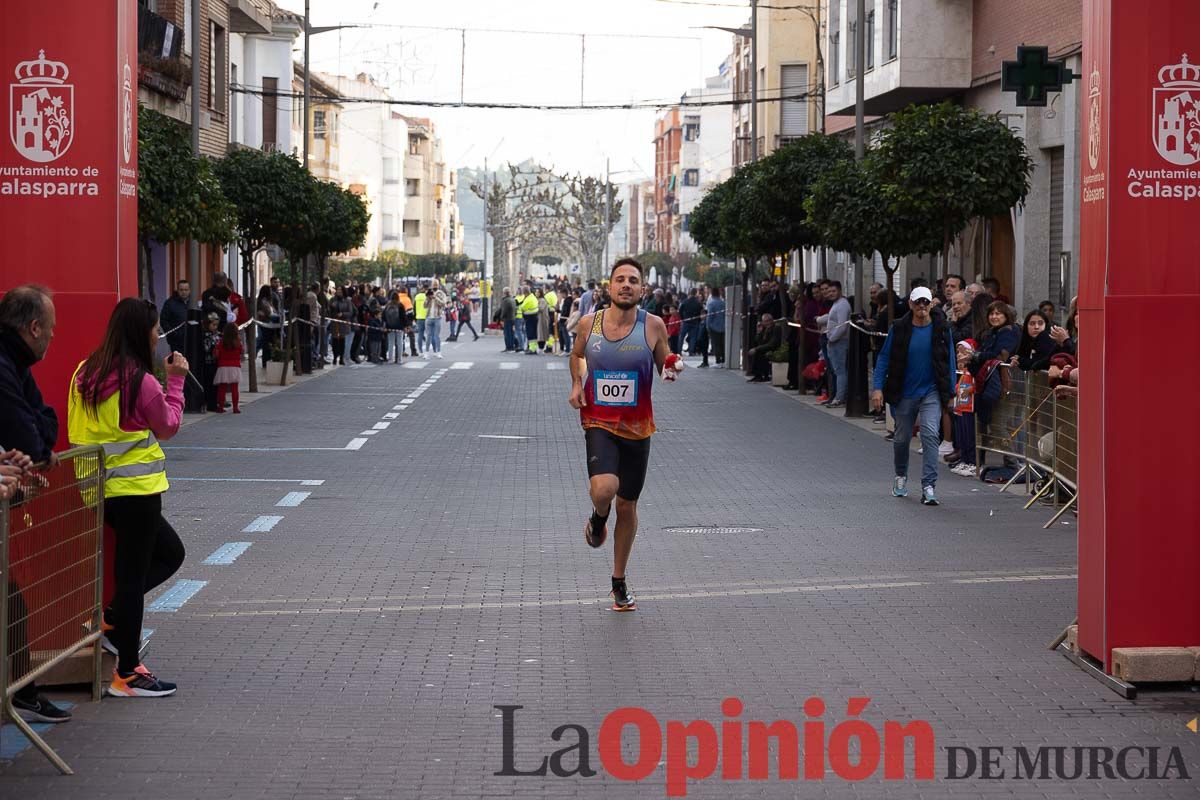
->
xmin=677 ymin=61 xmax=735 ymax=254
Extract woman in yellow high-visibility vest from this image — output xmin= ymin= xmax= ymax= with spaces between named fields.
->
xmin=68 ymin=298 xmax=188 ymax=698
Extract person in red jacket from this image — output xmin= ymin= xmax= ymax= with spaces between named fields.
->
xmin=213 ymin=322 xmax=243 ymax=413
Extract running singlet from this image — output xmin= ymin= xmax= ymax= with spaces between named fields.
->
xmin=580 ymin=309 xmax=656 ymax=440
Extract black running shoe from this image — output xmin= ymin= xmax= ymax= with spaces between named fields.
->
xmin=584 ymin=514 xmax=608 ymax=548
xmin=12 ymin=692 xmax=72 ymax=723
xmin=107 ymin=664 xmax=177 ymax=698
xmin=611 ymin=579 xmax=637 ymax=612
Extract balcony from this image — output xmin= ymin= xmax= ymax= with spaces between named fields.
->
xmin=137 ymin=6 xmax=189 ymax=102
xmin=825 ymin=0 xmax=972 ymax=117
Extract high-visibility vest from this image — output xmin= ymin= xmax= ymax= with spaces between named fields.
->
xmin=67 ymin=363 xmax=169 ymax=498
xmin=544 ymin=291 xmax=558 ymax=312
xmin=414 ymin=292 xmax=428 ymax=320
xmin=521 ymin=294 xmax=539 ymax=315
xmin=515 ymin=295 xmax=526 ymax=317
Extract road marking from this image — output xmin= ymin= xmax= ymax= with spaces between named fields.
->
xmin=383 ymin=412 xmax=399 ymax=419
xmin=478 ymin=435 xmax=530 ymax=440
xmin=392 ymin=405 xmax=408 ymax=411
xmin=187 ymin=580 xmax=930 ymax=618
xmin=202 ymin=542 xmax=253 ymax=565
xmin=403 ymin=362 xmax=429 ymax=369
xmin=399 ymin=399 xmax=415 ymax=405
xmin=545 ymin=363 xmax=565 ymax=370
xmin=148 ymin=579 xmax=208 ymax=612
xmin=243 ymin=515 xmax=284 ymax=533
xmin=166 ymin=446 xmax=353 ymax=452
xmin=276 ymin=491 xmax=311 ymax=507
xmin=359 ymin=430 xmax=380 ymax=436
xmin=499 ymin=362 xmax=520 ymax=370
xmin=1 ymin=701 xmax=76 ymax=760
xmin=208 ymin=567 xmax=1080 ymax=609
xmin=952 ymin=574 xmax=1077 ymax=584
xmin=373 ymin=421 xmax=391 ymax=430
xmin=173 ymin=478 xmax=325 ymax=485
xmin=345 ymin=438 xmax=368 ymax=450
xmin=450 ymin=361 xmax=473 ymax=369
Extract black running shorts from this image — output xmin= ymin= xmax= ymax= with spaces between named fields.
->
xmin=584 ymin=427 xmax=652 ymax=501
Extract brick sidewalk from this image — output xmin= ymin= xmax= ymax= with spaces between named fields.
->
xmin=3 ymin=336 xmax=1195 ymax=799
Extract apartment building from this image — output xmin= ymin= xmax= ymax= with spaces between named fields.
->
xmin=625 ymin=180 xmax=655 ymax=256
xmin=653 ymin=108 xmax=682 ymax=254
xmin=731 ymin=5 xmax=822 ymax=167
xmin=822 ymin=0 xmax=1083 ymax=311
xmin=404 ymin=118 xmax=461 ymax=256
xmin=677 ymin=60 xmax=735 ymax=254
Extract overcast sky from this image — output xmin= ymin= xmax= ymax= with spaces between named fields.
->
xmin=276 ymin=0 xmax=747 ymax=181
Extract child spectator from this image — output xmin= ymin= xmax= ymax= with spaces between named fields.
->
xmin=202 ymin=313 xmax=222 ymax=412
xmin=664 ymin=305 xmax=682 ymax=354
xmin=213 ymin=322 xmax=243 ymax=413
xmin=367 ymin=308 xmax=385 ymax=363
xmin=1011 ymin=310 xmax=1060 ymax=371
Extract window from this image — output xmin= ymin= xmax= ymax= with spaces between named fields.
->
xmin=682 ymin=169 xmax=699 ymax=187
xmin=313 ymin=110 xmax=326 ymax=139
xmin=229 ymin=64 xmax=238 ymax=142
xmin=403 ymin=219 xmax=421 ymax=238
xmin=847 ymin=21 xmax=857 ymax=79
xmin=683 ymin=122 xmax=700 ymax=141
xmin=208 ymin=21 xmax=225 ymax=112
xmin=261 ymin=77 xmax=277 ymax=149
xmin=408 ymin=135 xmax=421 ymax=155
xmin=886 ymin=0 xmax=899 ymax=61
xmin=406 ymin=178 xmax=420 ymax=196
xmin=830 ymin=31 xmax=840 ymax=86
xmin=866 ymin=10 xmax=875 ymax=70
xmin=383 ymin=158 xmax=399 ymax=182
xmin=682 ymin=214 xmax=691 ymax=232
xmin=383 ymin=215 xmax=399 ymax=238
xmin=183 ymin=1 xmax=191 ymax=56
xmin=780 ymin=64 xmax=809 ymax=136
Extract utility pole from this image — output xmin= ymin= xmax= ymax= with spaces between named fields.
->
xmin=749 ymin=0 xmax=759 ymax=162
xmin=602 ymin=157 xmax=611 ymax=275
xmin=189 ymin=0 xmax=202 ymax=302
xmin=853 ymin=0 xmax=866 ymax=307
xmin=303 ymin=0 xmax=311 ymax=170
xmin=483 ymin=157 xmax=490 ymax=323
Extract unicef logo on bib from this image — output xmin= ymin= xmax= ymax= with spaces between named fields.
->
xmin=594 ymin=370 xmax=638 ymax=406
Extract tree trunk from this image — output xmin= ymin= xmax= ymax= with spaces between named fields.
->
xmin=242 ymin=245 xmax=258 ymax=393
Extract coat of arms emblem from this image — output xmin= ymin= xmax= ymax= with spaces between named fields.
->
xmin=9 ymin=50 xmax=73 ymax=163
xmin=1153 ymin=54 xmax=1200 ymax=166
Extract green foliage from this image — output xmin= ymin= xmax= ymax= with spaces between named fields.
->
xmin=214 ymin=148 xmax=316 ymax=264
xmin=407 ymin=252 xmax=472 ymax=277
xmin=137 ymin=105 xmax=236 ymax=247
xmin=767 ymin=340 xmax=790 ymax=363
xmin=749 ymin=134 xmax=853 ymax=253
xmin=870 ymin=102 xmax=1034 ymax=252
xmin=687 ymin=179 xmax=731 ymax=258
xmin=634 ymin=251 xmax=675 ymax=274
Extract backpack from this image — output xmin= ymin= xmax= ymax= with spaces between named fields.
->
xmin=384 ymin=304 xmax=402 ymax=328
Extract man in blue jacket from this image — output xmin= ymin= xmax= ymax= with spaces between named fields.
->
xmin=870 ymin=286 xmax=956 ymax=506
xmin=0 ymin=284 xmax=71 ymax=723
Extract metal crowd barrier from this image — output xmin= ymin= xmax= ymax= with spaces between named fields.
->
xmin=975 ymin=366 xmax=1078 ymax=528
xmin=1 ymin=446 xmax=105 ymax=775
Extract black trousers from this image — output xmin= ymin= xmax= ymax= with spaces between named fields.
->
xmin=458 ymin=319 xmax=479 ymax=339
xmin=709 ymin=330 xmax=725 ymax=364
xmin=350 ymin=330 xmax=363 ymax=361
xmin=104 ymin=494 xmax=185 ymax=673
xmin=6 ymin=580 xmax=38 ymax=700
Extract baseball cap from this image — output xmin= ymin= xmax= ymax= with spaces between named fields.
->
xmin=909 ymin=286 xmax=933 ymax=303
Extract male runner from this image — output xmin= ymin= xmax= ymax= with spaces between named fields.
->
xmin=568 ymin=258 xmax=683 ymax=611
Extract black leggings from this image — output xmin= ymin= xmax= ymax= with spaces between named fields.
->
xmin=104 ymin=494 xmax=185 ymax=673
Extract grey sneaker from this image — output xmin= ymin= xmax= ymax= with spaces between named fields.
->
xmin=892 ymin=476 xmax=908 ymax=497
xmin=922 ymin=486 xmax=939 ymax=506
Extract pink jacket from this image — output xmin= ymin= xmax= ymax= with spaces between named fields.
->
xmin=75 ymin=368 xmax=184 ymax=440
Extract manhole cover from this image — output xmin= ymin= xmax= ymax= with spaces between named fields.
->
xmin=662 ymin=526 xmax=764 ymax=534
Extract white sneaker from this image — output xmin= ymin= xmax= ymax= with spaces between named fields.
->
xmin=953 ymin=463 xmax=976 ymax=477
xmin=938 ymin=441 xmax=954 ymax=456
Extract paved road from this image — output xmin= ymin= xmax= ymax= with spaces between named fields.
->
xmin=3 ymin=334 xmax=1196 ymax=799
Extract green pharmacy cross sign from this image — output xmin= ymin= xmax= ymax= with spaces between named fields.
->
xmin=1001 ymin=45 xmax=1079 ymax=107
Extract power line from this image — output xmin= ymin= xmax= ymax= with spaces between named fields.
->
xmin=335 ymin=21 xmax=703 ymax=42
xmin=653 ymin=0 xmax=818 ymax=9
xmin=232 ymin=83 xmax=815 ymax=111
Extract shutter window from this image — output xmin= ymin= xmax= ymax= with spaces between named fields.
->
xmin=780 ymin=64 xmax=809 ymax=137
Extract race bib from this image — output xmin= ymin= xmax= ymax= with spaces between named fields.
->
xmin=594 ymin=370 xmax=637 ymax=407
